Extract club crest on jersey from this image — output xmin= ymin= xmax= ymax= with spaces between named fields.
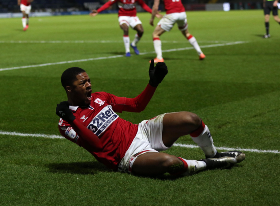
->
xmin=87 ymin=105 xmax=118 ymax=136
xmin=94 ymin=98 xmax=105 ymax=106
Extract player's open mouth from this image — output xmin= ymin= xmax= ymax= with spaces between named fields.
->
xmin=86 ymin=90 xmax=92 ymax=101
xmin=86 ymin=89 xmax=92 ymax=101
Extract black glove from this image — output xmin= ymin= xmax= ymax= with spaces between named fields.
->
xmin=56 ymin=101 xmax=76 ymax=123
xmin=149 ymin=59 xmax=168 ymax=87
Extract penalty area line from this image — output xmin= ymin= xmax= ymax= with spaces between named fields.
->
xmin=0 ymin=41 xmax=247 ymax=72
xmin=0 ymin=130 xmax=279 ymax=154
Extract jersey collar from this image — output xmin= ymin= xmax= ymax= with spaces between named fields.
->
xmin=69 ymin=105 xmax=79 ymax=111
xmin=69 ymin=104 xmax=92 ymax=111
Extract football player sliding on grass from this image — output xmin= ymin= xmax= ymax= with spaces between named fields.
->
xmin=56 ymin=61 xmax=245 ymax=177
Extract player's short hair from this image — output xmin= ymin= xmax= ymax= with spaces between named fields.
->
xmin=61 ymin=67 xmax=86 ymax=89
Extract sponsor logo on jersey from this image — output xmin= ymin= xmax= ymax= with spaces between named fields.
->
xmin=87 ymin=105 xmax=118 ymax=136
xmin=94 ymin=98 xmax=105 ymax=106
xmin=119 ymin=3 xmax=135 ymax=9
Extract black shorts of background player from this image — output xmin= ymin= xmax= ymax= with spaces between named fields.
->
xmin=263 ymin=0 xmax=280 ymax=38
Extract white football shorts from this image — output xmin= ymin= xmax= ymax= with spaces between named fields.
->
xmin=20 ymin=4 xmax=32 ymax=14
xmin=118 ymin=16 xmax=142 ymax=28
xmin=118 ymin=114 xmax=171 ymax=173
xmin=158 ymin=12 xmax=188 ymax=32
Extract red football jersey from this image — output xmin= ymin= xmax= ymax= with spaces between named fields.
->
xmin=162 ymin=0 xmax=185 ymax=14
xmin=20 ymin=0 xmax=31 ymax=6
xmin=97 ymin=0 xmax=152 ymax=17
xmin=58 ymin=92 xmax=139 ymax=170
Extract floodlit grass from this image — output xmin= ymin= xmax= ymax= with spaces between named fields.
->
xmin=0 ymin=10 xmax=280 ymax=205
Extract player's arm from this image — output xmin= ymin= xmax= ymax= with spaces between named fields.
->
xmin=137 ymin=0 xmax=152 ymax=13
xmin=111 ymin=60 xmax=168 ymax=113
xmin=273 ymin=0 xmax=278 ymax=7
xmin=138 ymin=0 xmax=162 ymax=18
xmin=18 ymin=0 xmax=21 ymax=6
xmin=138 ymin=0 xmax=163 ymax=18
xmin=150 ymin=0 xmax=160 ymax=26
xmin=90 ymin=0 xmax=115 ymax=16
xmin=56 ymin=101 xmax=103 ymax=151
xmin=121 ymin=84 xmax=157 ymax=112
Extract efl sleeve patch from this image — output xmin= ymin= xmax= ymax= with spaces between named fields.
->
xmin=65 ymin=127 xmax=79 ymax=142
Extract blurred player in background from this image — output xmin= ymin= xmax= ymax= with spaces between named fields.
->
xmin=56 ymin=61 xmax=245 ymax=177
xmin=149 ymin=0 xmax=205 ymax=63
xmin=18 ymin=0 xmax=33 ymax=31
xmin=90 ymin=0 xmax=162 ymax=57
xmin=263 ymin=0 xmax=280 ymax=38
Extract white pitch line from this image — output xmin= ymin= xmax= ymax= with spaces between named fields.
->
xmin=173 ymin=143 xmax=280 ymax=154
xmin=0 ymin=130 xmax=279 ymax=154
xmin=0 ymin=40 xmax=126 ymax=44
xmin=0 ymin=130 xmax=63 ymax=139
xmin=0 ymin=41 xmax=247 ymax=72
xmin=0 ymin=40 xmax=234 ymax=44
xmin=0 ymin=55 xmax=124 ymax=72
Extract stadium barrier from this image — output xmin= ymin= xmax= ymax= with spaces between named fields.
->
xmin=1 ymin=3 xmax=279 ymax=18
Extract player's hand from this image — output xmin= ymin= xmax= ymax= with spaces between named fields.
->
xmin=149 ymin=19 xmax=154 ymax=26
xmin=90 ymin=10 xmax=98 ymax=17
xmin=56 ymin=101 xmax=76 ymax=123
xmin=155 ymin=13 xmax=163 ymax=19
xmin=149 ymin=59 xmax=168 ymax=87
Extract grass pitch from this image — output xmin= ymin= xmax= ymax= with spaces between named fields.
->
xmin=0 ymin=10 xmax=280 ymax=205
